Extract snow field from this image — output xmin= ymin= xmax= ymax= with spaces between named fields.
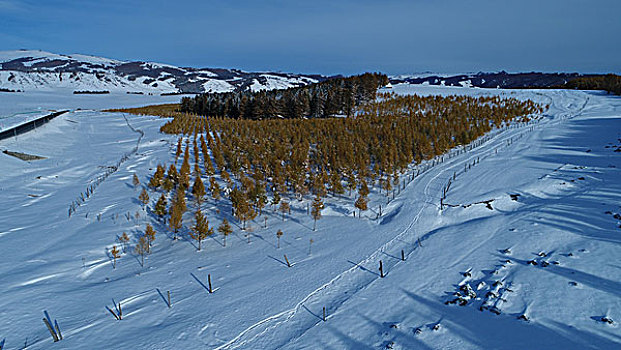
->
xmin=0 ymin=87 xmax=619 ymax=349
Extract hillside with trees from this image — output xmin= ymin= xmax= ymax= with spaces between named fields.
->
xmin=179 ymin=73 xmax=389 ymax=119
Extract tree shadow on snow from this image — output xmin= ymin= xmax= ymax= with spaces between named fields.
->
xmin=156 ymin=288 xmax=170 ymax=307
xmin=401 ymin=289 xmax=617 ymax=349
xmin=356 ymin=312 xmax=435 ymax=350
xmin=267 ymin=255 xmax=289 ymax=267
xmin=505 ymin=255 xmax=621 ymax=298
xmin=190 ymin=272 xmax=210 ymax=293
xmin=347 ymin=260 xmax=380 ymax=277
xmin=320 ymin=323 xmax=375 ymax=350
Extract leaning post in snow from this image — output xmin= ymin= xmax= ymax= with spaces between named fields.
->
xmin=167 ymin=291 xmax=171 ymax=308
xmin=379 ymin=260 xmax=384 ymax=278
xmin=379 ymin=204 xmax=382 ymax=217
xmin=418 ymin=238 xmax=422 ymax=247
xmin=208 ymin=274 xmax=213 ymax=293
xmin=54 ymin=320 xmax=63 ymax=340
xmin=107 ymin=307 xmax=120 ymax=320
xmin=43 ymin=318 xmax=59 ymax=342
xmin=401 ymin=250 xmax=405 ymax=261
xmin=323 ymin=307 xmax=326 ymax=322
xmin=284 ymin=255 xmax=291 ymax=267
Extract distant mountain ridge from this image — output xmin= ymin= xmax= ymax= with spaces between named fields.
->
xmin=1 ymin=50 xmax=609 ymax=94
xmin=0 ymin=50 xmax=325 ymax=94
xmin=390 ymin=71 xmax=591 ymax=89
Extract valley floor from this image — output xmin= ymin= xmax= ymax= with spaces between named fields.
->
xmin=0 ymin=87 xmax=619 ymax=349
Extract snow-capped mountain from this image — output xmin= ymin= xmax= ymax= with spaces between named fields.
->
xmin=0 ymin=50 xmax=324 ymax=94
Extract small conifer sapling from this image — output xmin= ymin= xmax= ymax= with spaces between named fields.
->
xmin=154 ymin=194 xmax=168 ymax=221
xmin=218 ymin=218 xmax=232 ymax=247
xmin=276 ymin=229 xmax=283 ymax=249
xmin=209 ymin=177 xmax=221 ymax=201
xmin=144 ymin=224 xmax=156 ymax=252
xmin=119 ymin=232 xmax=130 ymax=253
xmin=138 ymin=188 xmax=149 ymax=208
xmin=355 ymin=195 xmax=368 ymax=218
xmin=111 ymin=245 xmax=120 ymax=269
xmin=169 ymin=203 xmax=183 ymax=240
xmin=135 ymin=236 xmax=149 ymax=267
xmin=311 ymin=195 xmax=324 ymax=231
xmin=192 ymin=176 xmax=206 ymax=204
xmin=190 ymin=210 xmax=213 ymax=251
xmin=279 ymin=201 xmax=290 ymax=221
xmin=132 ymin=173 xmax=140 ymax=187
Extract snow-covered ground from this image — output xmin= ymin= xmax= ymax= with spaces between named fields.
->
xmin=0 ymin=91 xmax=182 ymax=132
xmin=0 ymin=86 xmax=619 ymax=349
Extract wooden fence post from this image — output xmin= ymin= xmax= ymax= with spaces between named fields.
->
xmin=42 ymin=318 xmax=59 ymax=342
xmin=54 ymin=320 xmax=63 ymax=340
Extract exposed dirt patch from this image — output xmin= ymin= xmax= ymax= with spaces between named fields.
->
xmin=2 ymin=149 xmax=46 ymax=161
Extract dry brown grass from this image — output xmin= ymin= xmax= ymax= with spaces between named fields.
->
xmin=104 ymin=103 xmax=183 ymax=117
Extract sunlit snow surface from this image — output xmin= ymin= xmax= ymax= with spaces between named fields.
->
xmin=0 ymin=91 xmax=182 ymax=131
xmin=0 ymin=86 xmax=619 ymax=349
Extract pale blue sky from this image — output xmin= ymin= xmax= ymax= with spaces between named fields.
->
xmin=1 ymin=0 xmax=619 ymax=75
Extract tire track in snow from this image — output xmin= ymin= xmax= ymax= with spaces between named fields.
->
xmin=216 ymin=103 xmax=545 ymax=350
xmin=215 ymin=112 xmax=532 ymax=349
xmin=216 ymin=90 xmax=588 ymax=349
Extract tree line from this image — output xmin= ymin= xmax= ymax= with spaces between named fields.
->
xmin=179 ymin=73 xmax=390 ymax=119
xmin=566 ymin=74 xmax=621 ymax=95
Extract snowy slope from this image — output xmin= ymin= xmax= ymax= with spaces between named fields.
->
xmin=0 ymin=87 xmax=619 ymax=349
xmin=0 ymin=91 xmax=182 ymax=132
xmin=0 ymin=50 xmax=122 ymax=68
xmin=0 ymin=50 xmax=322 ymax=94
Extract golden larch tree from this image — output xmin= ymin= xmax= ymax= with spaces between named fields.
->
xmin=217 ymin=218 xmax=232 ymax=247
xmin=190 ymin=210 xmax=213 ymax=251
xmin=138 ymin=188 xmax=149 ymax=208
xmin=311 ymin=195 xmax=324 ymax=231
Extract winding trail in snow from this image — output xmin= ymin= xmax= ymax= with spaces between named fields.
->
xmin=215 ymin=90 xmax=591 ymax=349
